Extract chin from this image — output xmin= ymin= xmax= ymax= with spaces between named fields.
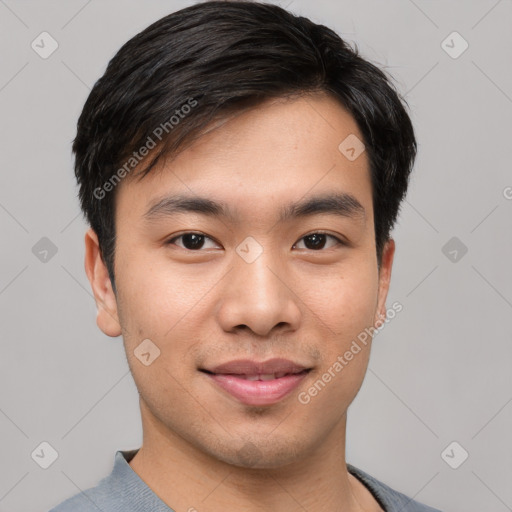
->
xmin=210 ymin=435 xmax=312 ymax=470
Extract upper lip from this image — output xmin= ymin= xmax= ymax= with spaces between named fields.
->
xmin=202 ymin=358 xmax=310 ymax=375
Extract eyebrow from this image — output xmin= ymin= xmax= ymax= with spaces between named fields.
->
xmin=143 ymin=192 xmax=366 ymax=224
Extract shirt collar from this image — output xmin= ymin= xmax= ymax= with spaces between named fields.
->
xmin=114 ymin=449 xmax=390 ymax=511
xmin=111 ymin=449 xmax=174 ymax=511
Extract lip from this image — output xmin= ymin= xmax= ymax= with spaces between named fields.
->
xmin=204 ymin=358 xmax=309 ymax=375
xmin=200 ymin=358 xmax=312 ymax=406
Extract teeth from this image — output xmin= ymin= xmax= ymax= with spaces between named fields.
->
xmin=236 ymin=373 xmax=282 ymax=380
xmin=225 ymin=372 xmax=299 ymax=380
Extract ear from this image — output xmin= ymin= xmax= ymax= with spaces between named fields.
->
xmin=84 ymin=228 xmax=122 ymax=337
xmin=374 ymin=238 xmax=395 ymax=327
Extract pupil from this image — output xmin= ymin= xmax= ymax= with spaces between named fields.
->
xmin=305 ymin=234 xmax=326 ymax=250
xmin=183 ymin=233 xmax=204 ymax=250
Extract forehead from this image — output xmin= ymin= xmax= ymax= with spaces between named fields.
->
xmin=117 ymin=92 xmax=372 ymax=224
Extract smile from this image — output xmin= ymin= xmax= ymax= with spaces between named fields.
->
xmin=200 ymin=369 xmax=311 ymax=406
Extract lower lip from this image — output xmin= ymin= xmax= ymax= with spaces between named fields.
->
xmin=204 ymin=371 xmax=309 ymax=406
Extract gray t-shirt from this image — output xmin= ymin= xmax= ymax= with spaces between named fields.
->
xmin=48 ymin=449 xmax=442 ymax=512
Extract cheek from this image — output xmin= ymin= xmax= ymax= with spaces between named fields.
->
xmin=297 ymin=259 xmax=378 ymax=403
xmin=300 ymin=350 xmax=371 ymax=423
xmin=115 ymin=257 xmax=212 ymax=392
xmin=116 ymin=251 xmax=206 ymax=339
xmin=298 ymin=258 xmax=379 ymax=338
xmin=299 ymin=292 xmax=376 ymax=414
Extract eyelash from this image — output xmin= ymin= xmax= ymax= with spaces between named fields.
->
xmin=165 ymin=231 xmax=346 ymax=251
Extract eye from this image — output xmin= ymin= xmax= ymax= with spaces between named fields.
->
xmin=165 ymin=232 xmax=220 ymax=251
xmin=165 ymin=231 xmax=346 ymax=252
xmin=293 ymin=232 xmax=345 ymax=251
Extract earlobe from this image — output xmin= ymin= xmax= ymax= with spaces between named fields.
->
xmin=374 ymin=238 xmax=395 ymax=327
xmin=84 ymin=228 xmax=122 ymax=337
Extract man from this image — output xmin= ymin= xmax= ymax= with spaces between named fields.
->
xmin=50 ymin=1 xmax=442 ymax=511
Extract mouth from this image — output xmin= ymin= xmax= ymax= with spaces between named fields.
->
xmin=199 ymin=369 xmax=310 ymax=380
xmin=199 ymin=358 xmax=312 ymax=406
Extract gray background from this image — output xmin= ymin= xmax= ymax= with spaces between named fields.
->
xmin=1 ymin=0 xmax=511 ymax=511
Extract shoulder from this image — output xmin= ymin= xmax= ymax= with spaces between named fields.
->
xmin=48 ymin=449 xmax=175 ymax=512
xmin=48 ymin=450 xmax=142 ymax=512
xmin=48 ymin=475 xmax=123 ymax=512
xmin=347 ymin=464 xmax=443 ymax=512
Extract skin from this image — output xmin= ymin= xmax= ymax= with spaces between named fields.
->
xmin=85 ymin=92 xmax=394 ymax=512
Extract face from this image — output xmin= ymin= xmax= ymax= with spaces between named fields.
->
xmin=85 ymin=92 xmax=394 ymax=469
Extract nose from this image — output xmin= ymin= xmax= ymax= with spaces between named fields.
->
xmin=215 ymin=246 xmax=302 ymax=337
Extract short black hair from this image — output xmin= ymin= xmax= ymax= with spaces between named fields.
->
xmin=72 ymin=0 xmax=417 ymax=293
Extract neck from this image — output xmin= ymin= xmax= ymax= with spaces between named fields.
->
xmin=128 ymin=399 xmax=378 ymax=512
